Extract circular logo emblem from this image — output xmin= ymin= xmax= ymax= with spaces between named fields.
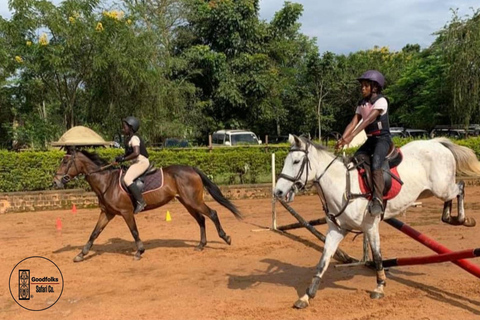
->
xmin=9 ymin=256 xmax=64 ymax=311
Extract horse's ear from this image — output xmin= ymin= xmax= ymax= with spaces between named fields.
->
xmin=288 ymin=134 xmax=301 ymax=147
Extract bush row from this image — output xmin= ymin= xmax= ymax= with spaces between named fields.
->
xmin=2 ymin=137 xmax=480 ymax=192
xmin=0 ymin=146 xmax=290 ymax=192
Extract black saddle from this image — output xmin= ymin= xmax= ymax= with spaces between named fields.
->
xmin=354 ymin=145 xmax=403 ymax=196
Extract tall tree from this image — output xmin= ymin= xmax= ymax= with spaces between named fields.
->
xmin=437 ymin=9 xmax=480 ymax=127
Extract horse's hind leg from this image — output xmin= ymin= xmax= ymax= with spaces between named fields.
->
xmin=177 ymin=198 xmax=207 ymax=251
xmin=441 ymin=200 xmax=454 ymax=224
xmin=74 ymin=210 xmax=115 ymax=262
xmin=441 ymin=181 xmax=475 ymax=227
xmin=204 ymin=204 xmax=231 ymax=245
xmin=456 ymin=181 xmax=475 ymax=226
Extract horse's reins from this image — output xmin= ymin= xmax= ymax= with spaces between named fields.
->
xmin=56 ymin=153 xmax=114 ymax=184
xmin=87 ymin=163 xmax=114 ymax=174
xmin=278 ymin=142 xmax=368 ymax=233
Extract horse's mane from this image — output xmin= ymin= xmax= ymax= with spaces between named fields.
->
xmin=80 ymin=150 xmax=111 ymax=167
xmin=298 ymin=136 xmax=338 ymax=159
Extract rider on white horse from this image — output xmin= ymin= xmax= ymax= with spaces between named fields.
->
xmin=275 ymin=134 xmax=480 ymax=308
xmin=335 ymin=70 xmax=391 ymax=216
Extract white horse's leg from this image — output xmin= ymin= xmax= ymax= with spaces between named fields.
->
xmin=365 ymin=223 xmax=386 ymax=299
xmin=457 ymin=181 xmax=476 ymax=226
xmin=294 ymin=227 xmax=346 ymax=309
xmin=441 ymin=200 xmax=453 ymax=223
xmin=440 ymin=180 xmax=475 ymax=226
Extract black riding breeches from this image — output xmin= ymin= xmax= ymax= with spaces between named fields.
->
xmin=354 ymin=135 xmax=392 ymax=171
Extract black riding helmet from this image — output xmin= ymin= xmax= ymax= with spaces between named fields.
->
xmin=357 ymin=70 xmax=386 ymax=92
xmin=123 ymin=116 xmax=140 ymax=133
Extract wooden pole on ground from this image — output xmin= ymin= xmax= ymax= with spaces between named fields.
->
xmin=277 ymin=198 xmax=358 ymax=264
xmin=277 ymin=218 xmax=327 ymax=231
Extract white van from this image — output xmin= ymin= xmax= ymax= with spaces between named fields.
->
xmin=212 ymin=130 xmax=262 ymax=146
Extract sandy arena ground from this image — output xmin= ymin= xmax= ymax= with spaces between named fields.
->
xmin=1 ymin=186 xmax=480 ymax=320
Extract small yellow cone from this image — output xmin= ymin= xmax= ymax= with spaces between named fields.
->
xmin=165 ymin=210 xmax=172 ymax=222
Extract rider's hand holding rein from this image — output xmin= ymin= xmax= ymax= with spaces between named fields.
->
xmin=335 ymin=138 xmax=345 ymax=151
xmin=114 ymin=155 xmax=125 ymax=163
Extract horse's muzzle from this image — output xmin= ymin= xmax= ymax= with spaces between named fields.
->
xmin=52 ymin=177 xmax=65 ymax=189
xmin=274 ymin=186 xmax=297 ymax=203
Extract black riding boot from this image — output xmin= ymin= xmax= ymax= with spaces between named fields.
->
xmin=370 ymin=169 xmax=385 ymax=216
xmin=127 ymin=184 xmax=146 ymax=214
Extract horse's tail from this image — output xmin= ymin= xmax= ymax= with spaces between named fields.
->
xmin=192 ymin=167 xmax=243 ymax=220
xmin=435 ymin=137 xmax=480 ymax=176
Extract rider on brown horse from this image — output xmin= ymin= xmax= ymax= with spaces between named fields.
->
xmin=115 ymin=116 xmax=149 ymax=214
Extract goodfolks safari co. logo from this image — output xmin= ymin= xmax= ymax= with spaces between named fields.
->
xmin=9 ymin=256 xmax=64 ymax=311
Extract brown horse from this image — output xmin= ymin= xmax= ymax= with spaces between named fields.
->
xmin=53 ymin=150 xmax=242 ymax=262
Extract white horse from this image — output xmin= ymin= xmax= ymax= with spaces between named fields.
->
xmin=274 ymin=134 xmax=480 ymax=309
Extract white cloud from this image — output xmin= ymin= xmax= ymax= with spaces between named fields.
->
xmin=260 ymin=0 xmax=480 ymax=54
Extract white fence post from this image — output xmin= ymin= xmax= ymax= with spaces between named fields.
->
xmin=271 ymin=153 xmax=277 ymax=230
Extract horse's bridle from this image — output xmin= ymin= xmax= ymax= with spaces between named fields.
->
xmin=277 ymin=141 xmax=340 ymax=192
xmin=55 ymin=152 xmax=113 ymax=185
xmin=277 ymin=145 xmax=312 ymax=190
xmin=277 ymin=141 xmax=368 ymax=233
xmin=54 ymin=154 xmax=78 ymax=185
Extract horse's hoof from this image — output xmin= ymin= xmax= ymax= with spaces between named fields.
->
xmin=464 ymin=217 xmax=476 ymax=227
xmin=194 ymin=245 xmax=205 ymax=251
xmin=224 ymin=235 xmax=231 ymax=245
xmin=370 ymin=291 xmax=385 ymax=299
xmin=73 ymin=255 xmax=84 ymax=263
xmin=133 ymin=253 xmax=142 ymax=261
xmin=293 ymin=299 xmax=309 ymax=309
xmin=443 ymin=217 xmax=462 ymax=226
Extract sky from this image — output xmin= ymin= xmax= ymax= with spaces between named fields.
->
xmin=1 ymin=0 xmax=479 ymax=54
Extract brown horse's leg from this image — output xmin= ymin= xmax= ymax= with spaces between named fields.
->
xmin=177 ymin=198 xmax=207 ymax=250
xmin=74 ymin=210 xmax=115 ymax=262
xmin=204 ymin=205 xmax=231 ymax=245
xmin=120 ymin=212 xmax=145 ymax=260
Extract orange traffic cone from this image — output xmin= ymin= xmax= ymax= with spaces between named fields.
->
xmin=56 ymin=217 xmax=62 ymax=231
xmin=71 ymin=204 xmax=77 ymax=214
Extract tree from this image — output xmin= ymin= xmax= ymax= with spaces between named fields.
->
xmin=437 ymin=9 xmax=480 ymax=127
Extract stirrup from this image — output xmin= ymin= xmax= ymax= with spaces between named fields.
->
xmin=134 ymin=201 xmax=146 ymax=214
xmin=369 ymin=198 xmax=383 ymax=216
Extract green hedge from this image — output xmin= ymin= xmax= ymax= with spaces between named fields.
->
xmin=0 ymin=146 xmax=290 ymax=192
xmin=2 ymin=137 xmax=479 ymax=193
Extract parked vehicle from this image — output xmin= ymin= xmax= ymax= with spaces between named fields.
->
xmin=404 ymin=129 xmax=429 ymax=139
xmin=430 ymin=127 xmax=466 ymax=139
xmin=431 ymin=124 xmax=479 ymax=138
xmin=390 ymin=127 xmax=406 ymax=138
xmin=212 ymin=130 xmax=262 ymax=146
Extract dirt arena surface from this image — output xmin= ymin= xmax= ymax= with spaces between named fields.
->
xmin=2 ymin=186 xmax=480 ymax=320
